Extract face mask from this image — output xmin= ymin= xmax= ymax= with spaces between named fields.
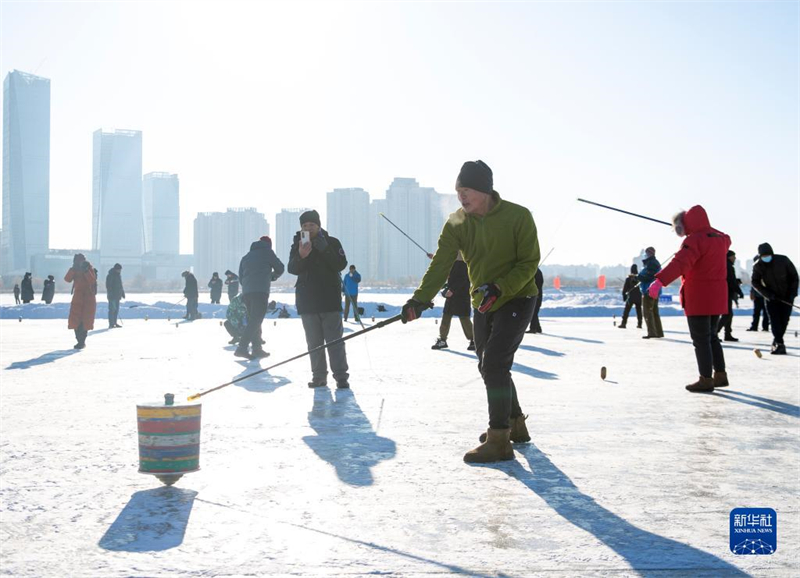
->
xmin=761 ymin=255 xmax=773 ymax=263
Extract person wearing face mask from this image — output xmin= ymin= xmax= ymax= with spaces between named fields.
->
xmin=751 ymin=243 xmax=798 ymax=355
xmin=647 ymin=206 xmax=731 ymax=392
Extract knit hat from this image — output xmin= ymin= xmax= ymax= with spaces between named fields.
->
xmin=645 ymin=247 xmax=656 ymax=257
xmin=299 ymin=210 xmax=321 ymax=227
xmin=113 ymin=263 xmax=122 ymax=270
xmin=630 ymin=264 xmax=638 ymax=274
xmin=726 ymin=250 xmax=735 ymax=258
xmin=758 ymin=243 xmax=774 ymax=257
xmin=456 ymin=160 xmax=493 ymax=194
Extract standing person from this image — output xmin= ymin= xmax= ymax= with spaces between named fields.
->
xmin=20 ymin=273 xmax=34 ymax=303
xmin=64 ymin=254 xmax=97 ymax=349
xmin=638 ymin=247 xmax=664 ymax=339
xmin=224 ymin=270 xmax=240 ymax=302
xmin=41 ymin=275 xmax=56 ymax=304
xmin=402 ymin=160 xmax=540 ymax=464
xmin=648 ymin=206 xmax=730 ymax=392
xmin=342 ymin=265 xmax=362 ymax=322
xmin=526 ymin=268 xmax=545 ymax=334
xmin=235 ymin=236 xmax=284 ymax=359
xmin=716 ymin=250 xmax=744 ymax=341
xmin=13 ymin=284 xmax=21 ymax=304
xmin=747 ymin=255 xmax=770 ymax=332
xmin=106 ymin=263 xmax=125 ymax=329
xmin=288 ymin=210 xmax=350 ymax=389
xmin=751 ymin=243 xmax=798 ymax=355
xmin=208 ymin=272 xmax=223 ymax=304
xmin=619 ymin=264 xmax=643 ymax=329
xmin=182 ymin=271 xmax=199 ymax=320
xmin=431 ymin=252 xmax=475 ymax=351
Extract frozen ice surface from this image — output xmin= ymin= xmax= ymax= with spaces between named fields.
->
xmin=1 ymin=314 xmax=798 ymax=576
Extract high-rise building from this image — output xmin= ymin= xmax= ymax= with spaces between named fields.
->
xmin=193 ymin=208 xmax=268 ymax=282
xmin=143 ymin=172 xmax=180 ymax=256
xmin=368 ymin=199 xmax=388 ymax=282
xmin=275 ymin=208 xmax=310 ymax=271
xmin=92 ymin=129 xmax=144 ymax=263
xmin=327 ymin=188 xmax=369 ymax=279
xmin=1 ymin=70 xmax=50 ymax=275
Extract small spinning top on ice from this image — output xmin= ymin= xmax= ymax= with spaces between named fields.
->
xmin=137 ymin=393 xmax=202 ymax=486
xmin=600 ymin=366 xmax=607 ymax=380
xmin=754 ymin=349 xmax=763 ymax=358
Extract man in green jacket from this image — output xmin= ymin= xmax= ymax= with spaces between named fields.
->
xmin=401 ymin=160 xmax=540 ymax=463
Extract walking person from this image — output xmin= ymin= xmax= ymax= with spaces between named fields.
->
xmin=208 ymin=272 xmax=223 ymax=304
xmin=41 ymin=275 xmax=56 ymax=304
xmin=751 ymin=243 xmax=798 ymax=355
xmin=235 ymin=236 xmax=284 ymax=359
xmin=526 ymin=268 xmax=545 ymax=334
xmin=638 ymin=247 xmax=664 ymax=338
xmin=13 ymin=284 xmax=21 ymax=304
xmin=64 ymin=254 xmax=97 ymax=349
xmin=402 ymin=160 xmax=540 ymax=463
xmin=342 ymin=265 xmax=362 ymax=322
xmin=747 ymin=255 xmax=770 ymax=332
xmin=716 ymin=250 xmax=744 ymax=341
xmin=182 ymin=271 xmax=200 ymax=320
xmin=224 ymin=270 xmax=240 ymax=302
xmin=648 ymin=206 xmax=730 ymax=392
xmin=618 ymin=264 xmax=642 ymax=329
xmin=20 ymin=272 xmax=34 ymax=303
xmin=431 ymin=252 xmax=475 ymax=351
xmin=106 ymin=263 xmax=125 ymax=328
xmin=288 ymin=210 xmax=350 ymax=389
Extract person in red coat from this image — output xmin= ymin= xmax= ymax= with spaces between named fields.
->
xmin=647 ymin=206 xmax=731 ymax=393
xmin=64 ymin=253 xmax=97 ymax=349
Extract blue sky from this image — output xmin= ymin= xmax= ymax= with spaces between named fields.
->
xmin=2 ymin=1 xmax=798 ymax=266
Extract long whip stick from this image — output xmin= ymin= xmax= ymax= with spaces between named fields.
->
xmin=379 ymin=213 xmax=432 ymax=256
xmin=577 ymin=198 xmax=671 ymax=226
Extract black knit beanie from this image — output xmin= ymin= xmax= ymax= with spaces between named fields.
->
xmin=456 ymin=160 xmax=493 ymax=194
xmin=300 ymin=210 xmax=321 ymax=227
xmin=757 ymin=243 xmax=773 ymax=256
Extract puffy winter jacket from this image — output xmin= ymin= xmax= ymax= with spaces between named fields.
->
xmin=288 ymin=229 xmax=348 ymax=314
xmin=442 ymin=260 xmax=471 ymax=317
xmin=239 ymin=239 xmax=284 ymax=295
xmin=183 ymin=274 xmax=199 ymax=298
xmin=65 ymin=263 xmax=97 ymax=330
xmin=752 ymin=250 xmax=798 ymax=303
xmin=622 ymin=275 xmax=642 ymax=305
xmin=343 ymin=271 xmax=361 ymax=296
xmin=21 ymin=275 xmax=34 ymax=302
xmin=655 ymin=205 xmax=730 ymax=316
xmin=106 ymin=269 xmax=126 ymax=300
xmin=208 ymin=277 xmax=223 ymax=301
xmin=41 ymin=279 xmax=56 ymax=303
xmin=637 ymin=256 xmax=662 ymax=297
xmin=225 ymin=274 xmax=240 ymax=298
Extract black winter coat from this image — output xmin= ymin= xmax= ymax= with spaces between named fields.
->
xmin=225 ymin=275 xmax=239 ymax=298
xmin=442 ymin=260 xmax=471 ymax=317
xmin=208 ymin=278 xmax=223 ymax=301
xmin=725 ymin=260 xmax=743 ymax=302
xmin=106 ymin=269 xmax=126 ymax=300
xmin=622 ymin=275 xmax=642 ymax=306
xmin=288 ymin=229 xmax=347 ymax=314
xmin=752 ymin=255 xmax=799 ymax=303
xmin=183 ymin=274 xmax=199 ymax=299
xmin=238 ymin=239 xmax=284 ymax=295
xmin=41 ymin=279 xmax=55 ymax=303
xmin=21 ymin=276 xmax=34 ymax=301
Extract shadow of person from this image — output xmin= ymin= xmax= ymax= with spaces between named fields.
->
xmin=231 ymin=363 xmax=290 ymax=395
xmin=98 ymin=487 xmax=197 ymax=552
xmin=476 ymin=444 xmax=748 ymax=577
xmin=303 ymin=388 xmax=396 ymax=487
xmin=518 ymin=344 xmax=566 ymax=357
xmin=443 ymin=349 xmax=559 ymax=381
xmin=713 ymin=390 xmax=799 ymax=418
xmin=6 ymin=349 xmax=79 ymax=370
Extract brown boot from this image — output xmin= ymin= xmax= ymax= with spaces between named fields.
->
xmin=479 ymin=414 xmax=531 ymax=444
xmin=685 ymin=376 xmax=715 ymax=393
xmin=464 ymin=428 xmax=514 ymax=463
xmin=713 ymin=370 xmax=729 ymax=388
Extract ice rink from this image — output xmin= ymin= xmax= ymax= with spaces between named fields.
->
xmin=1 ymin=314 xmax=798 ymax=576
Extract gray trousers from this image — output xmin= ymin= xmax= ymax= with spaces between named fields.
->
xmin=301 ymin=312 xmax=349 ymax=383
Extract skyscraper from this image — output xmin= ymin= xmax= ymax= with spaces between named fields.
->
xmin=143 ymin=172 xmax=180 ymax=256
xmin=1 ymin=70 xmax=50 ymax=275
xmin=327 ymin=188 xmax=369 ymax=279
xmin=193 ymin=208 xmax=269 ymax=281
xmin=92 ymin=129 xmax=144 ymax=261
xmin=275 ymin=208 xmax=310 ymax=270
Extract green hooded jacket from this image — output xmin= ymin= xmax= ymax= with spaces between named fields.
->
xmin=412 ymin=194 xmax=540 ymax=312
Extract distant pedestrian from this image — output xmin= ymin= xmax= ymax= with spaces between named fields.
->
xmin=288 ymin=209 xmax=350 ymax=389
xmin=618 ymin=264 xmax=642 ymax=329
xmin=224 ymin=270 xmax=240 ymax=302
xmin=208 ymin=272 xmax=223 ymax=304
xmin=649 ymin=206 xmax=730 ymax=392
xmin=106 ymin=263 xmax=125 ymax=328
xmin=65 ymin=253 xmax=97 ymax=349
xmin=431 ymin=253 xmax=475 ymax=350
xmin=236 ymin=236 xmax=284 ymax=359
xmin=13 ymin=284 xmax=21 ymax=304
xmin=638 ymin=248 xmax=664 ymax=338
xmin=20 ymin=273 xmax=34 ymax=303
xmin=716 ymin=250 xmax=744 ymax=341
xmin=747 ymin=255 xmax=770 ymax=332
xmin=343 ymin=264 xmax=362 ymax=322
xmin=182 ymin=271 xmax=200 ymax=320
xmin=526 ymin=268 xmax=545 ymax=334
xmin=41 ymin=275 xmax=56 ymax=304
xmin=751 ymin=243 xmax=798 ymax=355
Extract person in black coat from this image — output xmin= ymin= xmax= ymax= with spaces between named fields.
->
xmin=716 ymin=250 xmax=744 ymax=341
xmin=288 ymin=210 xmax=350 ymax=388
xmin=224 ymin=270 xmax=239 ymax=302
xmin=751 ymin=242 xmax=798 ymax=355
xmin=618 ymin=264 xmax=642 ymax=329
xmin=432 ymin=253 xmax=475 ymax=350
xmin=747 ymin=255 xmax=770 ymax=332
xmin=41 ymin=275 xmax=56 ymax=304
xmin=182 ymin=271 xmax=200 ymax=320
xmin=20 ymin=273 xmax=34 ymax=303
xmin=208 ymin=272 xmax=223 ymax=304
xmin=526 ymin=268 xmax=545 ymax=334
xmin=106 ymin=264 xmax=126 ymax=328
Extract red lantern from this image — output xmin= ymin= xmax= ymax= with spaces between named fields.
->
xmin=597 ymin=275 xmax=606 ymax=290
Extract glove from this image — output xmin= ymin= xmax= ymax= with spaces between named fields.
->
xmin=648 ymin=279 xmax=664 ymax=299
xmin=401 ymin=299 xmax=428 ymax=324
xmin=311 ymin=234 xmax=328 ymax=252
xmin=440 ymin=284 xmax=450 ymax=299
xmin=474 ymin=283 xmax=501 ymax=314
